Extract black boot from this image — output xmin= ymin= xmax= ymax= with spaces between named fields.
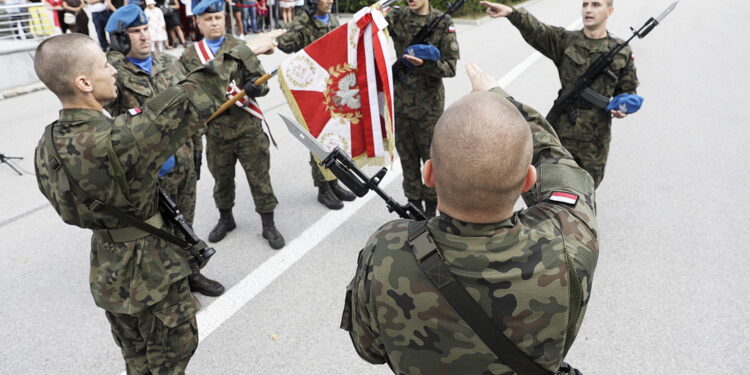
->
xmin=424 ymin=200 xmax=437 ymax=218
xmin=261 ymin=212 xmax=285 ymax=249
xmin=188 ymin=263 xmax=225 ymax=297
xmin=208 ymin=209 xmax=236 ymax=243
xmin=318 ymin=183 xmax=343 ymax=210
xmin=329 ymin=180 xmax=356 ymax=201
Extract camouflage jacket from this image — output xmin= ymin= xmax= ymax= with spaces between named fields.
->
xmin=34 ymin=44 xmax=262 ymax=314
xmin=277 ymin=11 xmax=340 ymax=53
xmin=180 ymin=35 xmax=270 ymax=140
xmin=342 ymin=87 xmax=599 ymax=374
xmin=106 ymin=51 xmax=202 ymax=177
xmin=386 ymin=6 xmax=460 ymax=118
xmin=509 ymin=7 xmax=639 ymax=142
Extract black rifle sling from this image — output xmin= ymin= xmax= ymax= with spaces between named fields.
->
xmin=45 ymin=123 xmax=191 ymax=248
xmin=407 ymin=221 xmax=553 ymax=375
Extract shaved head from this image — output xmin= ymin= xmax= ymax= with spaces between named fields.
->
xmin=34 ymin=34 xmax=101 ymax=97
xmin=430 ymin=91 xmax=533 ymax=213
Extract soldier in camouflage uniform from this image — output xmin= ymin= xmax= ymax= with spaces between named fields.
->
xmin=181 ymin=0 xmax=285 ymax=249
xmin=33 ymin=32 xmax=279 ymax=373
xmin=483 ymin=0 xmax=639 ymax=187
xmin=104 ymin=5 xmax=225 ymax=297
xmin=276 ymin=0 xmax=358 ymax=210
xmin=387 ymin=0 xmax=460 ymax=217
xmin=342 ymin=64 xmax=598 ymax=374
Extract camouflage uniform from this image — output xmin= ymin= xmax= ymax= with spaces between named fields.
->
xmin=34 ymin=44 xmax=261 ymax=374
xmin=180 ymin=35 xmax=278 ymax=214
xmin=277 ymin=11 xmax=340 ymax=187
xmin=342 ymin=88 xmax=599 ymax=374
xmin=387 ymin=6 xmax=459 ymax=204
xmin=508 ymin=7 xmax=639 ymax=187
xmin=105 ymin=51 xmax=203 ymax=225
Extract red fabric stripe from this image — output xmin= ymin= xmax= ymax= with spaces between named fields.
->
xmin=551 ymin=192 xmax=578 ymax=200
xmin=371 ymin=23 xmax=393 ymax=142
xmin=302 ymin=23 xmax=349 ymax=71
xmin=196 ymin=40 xmax=212 ymax=63
xmin=355 ymin=18 xmax=373 ymax=158
xmin=292 ymin=90 xmax=330 ymax=137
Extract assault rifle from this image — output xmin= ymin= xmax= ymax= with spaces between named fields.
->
xmin=546 ymin=1 xmax=678 ymax=125
xmin=391 ymin=0 xmax=468 ymax=82
xmin=279 ymin=114 xmax=426 ymax=221
xmin=158 ymin=188 xmax=216 ymax=268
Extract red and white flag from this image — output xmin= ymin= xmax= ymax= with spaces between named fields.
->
xmin=195 ymin=39 xmax=265 ymax=121
xmin=278 ymin=7 xmax=396 ymax=179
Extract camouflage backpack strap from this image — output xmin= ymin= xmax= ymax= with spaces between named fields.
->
xmin=406 ymin=221 xmax=553 ymax=375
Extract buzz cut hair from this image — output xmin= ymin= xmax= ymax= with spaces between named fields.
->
xmin=34 ymin=34 xmax=99 ymax=97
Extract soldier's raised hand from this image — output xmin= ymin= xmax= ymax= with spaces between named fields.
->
xmin=466 ymin=62 xmax=497 ymax=92
xmin=248 ymin=29 xmax=287 ymax=55
xmin=480 ymin=1 xmax=513 ymax=18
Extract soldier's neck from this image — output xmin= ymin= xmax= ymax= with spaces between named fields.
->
xmin=437 ymin=204 xmax=514 ymax=224
xmin=61 ymin=95 xmax=104 ymax=111
xmin=583 ymin=25 xmax=608 ymax=39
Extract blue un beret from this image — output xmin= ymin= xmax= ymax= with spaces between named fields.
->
xmin=192 ymin=0 xmax=225 ymax=16
xmin=606 ymin=93 xmax=645 ymax=114
xmin=105 ymin=4 xmax=149 ymax=32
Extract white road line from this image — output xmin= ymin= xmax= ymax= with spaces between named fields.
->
xmin=120 ymin=16 xmax=583 ymax=375
xmin=497 ymin=18 xmax=583 ymax=87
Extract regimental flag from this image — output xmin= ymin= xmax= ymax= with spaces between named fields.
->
xmin=278 ymin=7 xmax=396 ymax=180
xmin=195 ymin=40 xmax=265 ymax=121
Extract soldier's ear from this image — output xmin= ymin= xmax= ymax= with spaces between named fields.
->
xmin=74 ymin=75 xmax=93 ymax=94
xmin=423 ymin=159 xmax=435 ymax=188
xmin=521 ymin=165 xmax=536 ymax=193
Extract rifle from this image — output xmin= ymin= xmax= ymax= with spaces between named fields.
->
xmin=545 ymin=1 xmax=678 ymax=125
xmin=279 ymin=114 xmax=426 ymax=221
xmin=391 ymin=0 xmax=468 ymax=82
xmin=158 ymin=188 xmax=216 ymax=268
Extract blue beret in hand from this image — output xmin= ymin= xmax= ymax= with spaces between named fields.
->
xmin=401 ymin=44 xmax=441 ymax=68
xmin=606 ymin=94 xmax=644 ymax=114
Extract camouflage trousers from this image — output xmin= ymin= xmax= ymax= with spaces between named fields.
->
xmin=560 ymin=136 xmax=610 ymax=188
xmin=395 ymin=113 xmax=438 ymax=203
xmin=160 ymin=162 xmax=197 ymax=226
xmin=309 ymin=153 xmax=338 ymax=187
xmin=206 ymin=128 xmax=278 ymax=214
xmin=105 ymin=278 xmax=200 ymax=375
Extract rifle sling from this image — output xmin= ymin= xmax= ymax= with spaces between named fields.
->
xmin=406 ymin=221 xmax=553 ymax=375
xmin=45 ymin=123 xmax=191 ymax=248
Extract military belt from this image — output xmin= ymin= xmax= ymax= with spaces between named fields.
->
xmin=93 ymin=213 xmax=164 ymax=243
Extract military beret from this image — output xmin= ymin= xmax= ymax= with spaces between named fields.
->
xmin=192 ymin=0 xmax=225 ymax=16
xmin=105 ymin=4 xmax=149 ymax=32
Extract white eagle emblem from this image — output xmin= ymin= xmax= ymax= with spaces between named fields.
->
xmin=333 ymin=73 xmax=361 ymax=110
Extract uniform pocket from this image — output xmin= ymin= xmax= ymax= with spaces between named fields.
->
xmin=152 ymin=293 xmax=200 ymax=363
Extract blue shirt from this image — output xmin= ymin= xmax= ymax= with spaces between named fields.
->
xmin=313 ymin=14 xmax=330 ymax=25
xmin=205 ymin=36 xmax=225 ymax=55
xmin=126 ymin=56 xmax=153 ymax=75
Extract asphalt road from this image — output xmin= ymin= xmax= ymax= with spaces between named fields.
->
xmin=1 ymin=0 xmax=748 ymax=373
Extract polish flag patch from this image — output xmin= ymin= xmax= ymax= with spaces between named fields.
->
xmin=128 ymin=107 xmax=142 ymax=116
xmin=549 ymin=191 xmax=579 ymax=206
xmin=448 ymin=26 xmax=456 ymax=33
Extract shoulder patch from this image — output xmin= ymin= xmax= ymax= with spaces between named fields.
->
xmin=128 ymin=107 xmax=142 ymax=116
xmin=549 ymin=191 xmax=579 ymax=206
xmin=450 ymin=41 xmax=459 ymax=51
xmin=448 ymin=26 xmax=456 ymax=33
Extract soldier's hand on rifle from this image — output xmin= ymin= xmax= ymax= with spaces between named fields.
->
xmin=248 ymin=29 xmax=287 ymax=55
xmin=466 ymin=62 xmax=497 ymax=92
xmin=480 ymin=1 xmax=513 ymax=18
xmin=610 ymin=109 xmax=627 ymax=119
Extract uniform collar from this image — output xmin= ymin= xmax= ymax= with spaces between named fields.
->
xmin=122 ymin=53 xmax=166 ymax=76
xmin=429 ymin=213 xmax=516 ymax=237
xmin=58 ymin=108 xmax=108 ymax=124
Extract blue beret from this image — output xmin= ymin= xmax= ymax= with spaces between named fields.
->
xmin=105 ymin=4 xmax=149 ymax=32
xmin=606 ymin=93 xmax=645 ymax=114
xmin=193 ymin=0 xmax=225 ymax=16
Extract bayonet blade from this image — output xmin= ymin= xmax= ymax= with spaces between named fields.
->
xmin=655 ymin=1 xmax=678 ymax=23
xmin=279 ymin=114 xmax=331 ymax=161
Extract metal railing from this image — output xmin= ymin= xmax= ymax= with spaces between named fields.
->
xmin=0 ymin=3 xmax=59 ymax=41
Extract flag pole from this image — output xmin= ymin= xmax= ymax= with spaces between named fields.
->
xmin=206 ymin=68 xmax=278 ymax=123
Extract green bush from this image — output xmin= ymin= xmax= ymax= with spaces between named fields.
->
xmin=336 ymin=0 xmax=524 ymax=18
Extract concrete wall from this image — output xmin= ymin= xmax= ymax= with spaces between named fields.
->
xmin=0 ymin=40 xmax=41 ymax=93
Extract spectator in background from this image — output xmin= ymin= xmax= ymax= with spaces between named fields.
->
xmin=230 ymin=0 xmax=243 ymax=36
xmin=87 ymin=0 xmax=114 ymax=50
xmin=44 ymin=0 xmax=64 ymax=30
xmin=163 ymin=0 xmax=185 ymax=47
xmin=279 ymin=0 xmax=292 ymax=25
xmin=144 ymin=0 xmax=168 ymax=51
xmin=257 ymin=0 xmax=267 ymax=31
xmin=245 ymin=0 xmax=258 ymax=33
xmin=293 ymin=0 xmax=301 ymax=15
xmin=267 ymin=0 xmax=279 ymax=29
xmin=61 ymin=0 xmax=88 ymax=34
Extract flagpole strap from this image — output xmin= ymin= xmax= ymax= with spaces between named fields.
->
xmin=206 ymin=71 xmax=277 ymax=123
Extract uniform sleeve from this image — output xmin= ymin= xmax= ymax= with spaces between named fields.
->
xmin=341 ymin=235 xmax=389 ymax=365
xmin=276 ymin=18 xmax=307 ymax=53
xmin=507 ymin=7 xmax=567 ymax=63
xmin=489 ymin=87 xmax=597 ymax=223
xmin=613 ymin=47 xmax=639 ymax=96
xmin=412 ymin=16 xmax=458 ymax=79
